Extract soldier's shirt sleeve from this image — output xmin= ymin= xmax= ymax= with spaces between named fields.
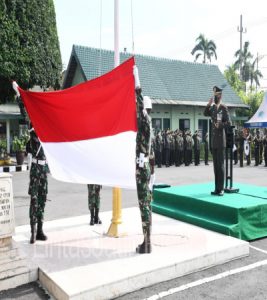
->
xmin=204 ymin=104 xmax=212 ymax=117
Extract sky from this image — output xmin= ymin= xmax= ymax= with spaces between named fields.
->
xmin=54 ymin=0 xmax=267 ymax=89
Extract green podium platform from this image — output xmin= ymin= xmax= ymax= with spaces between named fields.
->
xmin=152 ymin=182 xmax=267 ymax=241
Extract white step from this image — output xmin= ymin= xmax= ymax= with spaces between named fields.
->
xmin=0 ymin=256 xmax=27 ymax=276
xmin=13 ymin=208 xmax=249 ymax=300
xmin=0 ymin=266 xmax=37 ymax=291
xmin=0 ymin=246 xmax=20 ymax=262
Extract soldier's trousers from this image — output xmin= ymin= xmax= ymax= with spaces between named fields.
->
xmin=212 ymin=148 xmax=225 ymax=192
xmin=204 ymin=148 xmax=209 ymax=164
xmin=246 ymin=153 xmax=251 ymax=165
xmin=155 ymin=150 xmax=162 ymax=167
xmin=264 ymin=147 xmax=267 ymax=166
xmin=136 ymin=163 xmax=152 ymax=236
xmin=239 ymin=149 xmax=243 ymax=167
xmin=87 ymin=184 xmax=101 ymax=210
xmin=255 ymin=147 xmax=260 ymax=166
xmin=194 ymin=149 xmax=200 ymax=165
xmin=28 ymin=163 xmax=48 ymax=224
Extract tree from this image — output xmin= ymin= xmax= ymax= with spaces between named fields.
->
xmin=224 ymin=65 xmax=244 ymax=93
xmin=233 ymin=41 xmax=253 ymax=83
xmin=0 ymin=0 xmax=62 ymax=103
xmin=248 ymin=58 xmax=263 ymax=91
xmin=224 ymin=64 xmax=263 ymax=123
xmin=191 ymin=34 xmax=217 ymax=64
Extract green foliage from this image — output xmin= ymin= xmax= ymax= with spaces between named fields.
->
xmin=236 ymin=90 xmax=264 ymax=119
xmin=224 ymin=64 xmax=264 ymax=125
xmin=0 ymin=0 xmax=62 ymax=103
xmin=12 ymin=133 xmax=29 ymax=152
xmin=224 ymin=65 xmax=245 ymax=93
xmin=191 ymin=34 xmax=217 ymax=64
xmin=0 ymin=138 xmax=7 ymax=153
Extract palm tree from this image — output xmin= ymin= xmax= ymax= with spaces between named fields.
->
xmin=249 ymin=58 xmax=263 ymax=91
xmin=234 ymin=41 xmax=253 ymax=83
xmin=191 ymin=34 xmax=217 ymax=63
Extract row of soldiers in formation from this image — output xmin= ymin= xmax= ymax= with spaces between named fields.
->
xmin=233 ymin=128 xmax=267 ymax=167
xmin=152 ymin=128 xmax=267 ymax=168
xmin=153 ymin=129 xmax=209 ymax=167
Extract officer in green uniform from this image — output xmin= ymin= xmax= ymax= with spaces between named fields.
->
xmin=27 ymin=127 xmax=49 ymax=243
xmin=87 ymin=184 xmax=102 ymax=225
xmin=135 ymin=88 xmax=153 ymax=254
xmin=204 ymin=86 xmax=231 ymax=196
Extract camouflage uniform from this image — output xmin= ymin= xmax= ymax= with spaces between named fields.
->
xmin=87 ymin=184 xmax=102 ymax=225
xmin=27 ymin=131 xmax=48 ymax=225
xmin=136 ymin=93 xmax=152 ymax=240
xmin=87 ymin=184 xmax=101 ymax=210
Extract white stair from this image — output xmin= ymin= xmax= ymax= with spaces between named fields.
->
xmin=0 ymin=240 xmax=37 ymax=291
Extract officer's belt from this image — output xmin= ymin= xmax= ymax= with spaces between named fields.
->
xmin=32 ymin=158 xmax=47 ymax=165
xmin=136 ymin=157 xmax=149 ymax=164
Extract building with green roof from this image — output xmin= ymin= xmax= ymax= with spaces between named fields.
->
xmin=63 ymin=45 xmax=247 ymax=139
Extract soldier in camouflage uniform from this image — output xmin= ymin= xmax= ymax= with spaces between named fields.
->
xmin=135 ymin=88 xmax=152 ymax=254
xmin=14 ymin=92 xmax=48 ymax=244
xmin=27 ymin=127 xmax=49 ymax=244
xmin=87 ymin=184 xmax=102 ymax=225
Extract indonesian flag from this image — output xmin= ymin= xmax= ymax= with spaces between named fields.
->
xmin=18 ymin=57 xmax=137 ymax=189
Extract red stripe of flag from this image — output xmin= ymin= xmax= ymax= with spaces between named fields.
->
xmin=18 ymin=57 xmax=137 ymax=142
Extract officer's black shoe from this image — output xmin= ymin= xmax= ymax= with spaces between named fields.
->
xmin=211 ymin=190 xmax=218 ymax=195
xmin=36 ymin=222 xmax=48 ymax=241
xmin=217 ymin=190 xmax=224 ymax=196
xmin=30 ymin=224 xmax=36 ymax=244
xmin=94 ymin=208 xmax=102 ymax=225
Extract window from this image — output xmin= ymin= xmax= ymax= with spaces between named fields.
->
xmin=198 ymin=119 xmax=208 ymax=141
xmin=152 ymin=118 xmax=162 ymax=131
xmin=179 ymin=119 xmax=190 ymax=131
xmin=163 ymin=118 xmax=170 ymax=130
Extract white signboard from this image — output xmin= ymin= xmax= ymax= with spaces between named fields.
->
xmin=0 ymin=173 xmax=15 ymax=238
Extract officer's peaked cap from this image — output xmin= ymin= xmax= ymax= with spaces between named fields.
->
xmin=213 ymin=86 xmax=223 ymax=94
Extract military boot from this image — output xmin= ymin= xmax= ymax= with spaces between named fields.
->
xmin=36 ymin=221 xmax=48 ymax=241
xmin=94 ymin=208 xmax=102 ymax=225
xmin=136 ymin=227 xmax=152 ymax=254
xmin=90 ymin=208 xmax=94 ymax=226
xmin=30 ymin=223 xmax=36 ymax=244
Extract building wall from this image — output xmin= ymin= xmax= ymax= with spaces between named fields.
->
xmin=151 ymin=104 xmax=236 ymax=139
xmin=151 ymin=105 xmax=208 ymax=131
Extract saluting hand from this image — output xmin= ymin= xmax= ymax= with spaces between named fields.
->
xmin=208 ymin=97 xmax=213 ymax=106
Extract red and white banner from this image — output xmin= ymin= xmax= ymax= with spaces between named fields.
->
xmin=19 ymin=57 xmax=137 ymax=189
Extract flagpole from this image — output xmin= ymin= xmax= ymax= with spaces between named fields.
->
xmin=107 ymin=0 xmax=126 ymax=237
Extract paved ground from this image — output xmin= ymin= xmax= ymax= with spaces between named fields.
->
xmin=1 ymin=160 xmax=267 ymax=299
